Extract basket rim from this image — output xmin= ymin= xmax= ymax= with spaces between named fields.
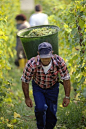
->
xmin=17 ymin=25 xmax=59 ymax=38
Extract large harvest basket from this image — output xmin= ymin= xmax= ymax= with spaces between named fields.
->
xmin=17 ymin=25 xmax=59 ymax=60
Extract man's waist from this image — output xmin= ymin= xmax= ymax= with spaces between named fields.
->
xmin=34 ymin=80 xmax=59 ymax=89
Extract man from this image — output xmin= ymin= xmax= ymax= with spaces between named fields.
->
xmin=15 ymin=14 xmax=30 ymax=67
xmin=29 ymin=4 xmax=49 ymax=27
xmin=21 ymin=42 xmax=71 ymax=129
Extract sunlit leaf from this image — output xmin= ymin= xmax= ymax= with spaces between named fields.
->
xmin=14 ymin=112 xmax=21 ymax=118
xmin=7 ymin=123 xmax=13 ymax=127
xmin=78 ymin=18 xmax=85 ymax=29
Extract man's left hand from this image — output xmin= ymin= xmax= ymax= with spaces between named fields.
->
xmin=62 ymin=98 xmax=70 ymax=107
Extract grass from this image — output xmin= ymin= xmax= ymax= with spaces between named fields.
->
xmin=1 ymin=58 xmax=85 ymax=129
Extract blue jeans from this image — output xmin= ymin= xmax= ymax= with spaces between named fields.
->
xmin=32 ymin=80 xmax=59 ymax=129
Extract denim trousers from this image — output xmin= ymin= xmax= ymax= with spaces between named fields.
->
xmin=32 ymin=80 xmax=59 ymax=129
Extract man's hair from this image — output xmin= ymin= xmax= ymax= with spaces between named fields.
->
xmin=35 ymin=4 xmax=42 ymax=12
xmin=15 ymin=14 xmax=27 ymax=21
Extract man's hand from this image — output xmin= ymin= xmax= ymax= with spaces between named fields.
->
xmin=62 ymin=80 xmax=71 ymax=107
xmin=25 ymin=98 xmax=33 ymax=107
xmin=62 ymin=98 xmax=70 ymax=107
xmin=22 ymin=82 xmax=33 ymax=107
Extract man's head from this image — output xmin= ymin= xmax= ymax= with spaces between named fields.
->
xmin=38 ymin=42 xmax=53 ymax=66
xmin=38 ymin=42 xmax=53 ymax=58
xmin=35 ymin=4 xmax=42 ymax=12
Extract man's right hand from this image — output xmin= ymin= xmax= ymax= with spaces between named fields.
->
xmin=25 ymin=98 xmax=33 ymax=107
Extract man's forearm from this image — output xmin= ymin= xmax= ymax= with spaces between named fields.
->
xmin=22 ymin=82 xmax=30 ymax=99
xmin=63 ymin=80 xmax=71 ymax=97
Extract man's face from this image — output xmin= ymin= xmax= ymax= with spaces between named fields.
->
xmin=40 ymin=58 xmax=51 ymax=66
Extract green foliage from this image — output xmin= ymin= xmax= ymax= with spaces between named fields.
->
xmin=57 ymin=102 xmax=84 ymax=129
xmin=0 ymin=0 xmax=20 ymax=108
xmin=0 ymin=64 xmax=36 ymax=129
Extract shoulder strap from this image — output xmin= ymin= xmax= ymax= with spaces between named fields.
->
xmin=54 ymin=54 xmax=63 ymax=85
xmin=34 ymin=56 xmax=37 ymax=63
xmin=54 ymin=54 xmax=56 ymax=59
xmin=33 ymin=56 xmax=37 ymax=79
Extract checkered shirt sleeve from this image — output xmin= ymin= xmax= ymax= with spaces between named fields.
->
xmin=55 ymin=55 xmax=70 ymax=80
xmin=21 ymin=57 xmax=36 ymax=83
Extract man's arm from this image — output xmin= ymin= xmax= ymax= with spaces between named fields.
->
xmin=62 ymin=79 xmax=71 ymax=107
xmin=22 ymin=81 xmax=33 ymax=107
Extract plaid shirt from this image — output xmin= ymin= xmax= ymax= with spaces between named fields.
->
xmin=21 ymin=55 xmax=70 ymax=88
